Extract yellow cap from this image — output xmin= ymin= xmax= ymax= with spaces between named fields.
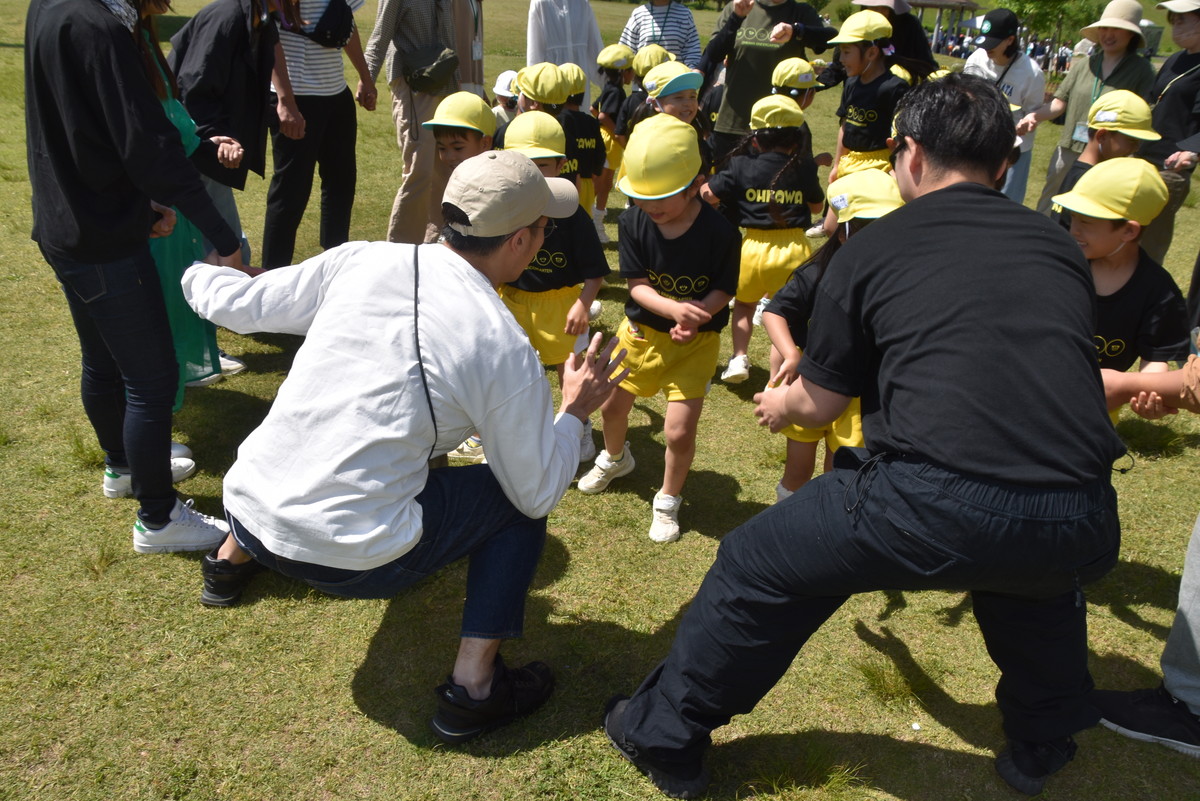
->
xmin=751 ymin=95 xmax=805 ymax=129
xmin=829 ymin=9 xmax=893 ymax=44
xmin=632 ymin=44 xmax=674 ymax=77
xmin=516 ymin=63 xmax=570 ymax=105
xmin=771 ymin=58 xmax=819 ymax=90
xmin=1052 ymin=157 xmax=1169 ymax=226
xmin=1087 ymin=90 xmax=1161 ymax=141
xmin=597 ymin=43 xmax=635 ymax=70
xmin=644 ymin=61 xmax=702 ymax=99
xmin=559 ymin=62 xmax=588 ymax=96
xmin=503 ymin=110 xmax=567 ymax=160
xmin=826 ymin=169 xmax=904 ymax=223
xmin=421 ymin=91 xmax=497 ymax=137
xmin=618 ymin=114 xmax=701 ymax=200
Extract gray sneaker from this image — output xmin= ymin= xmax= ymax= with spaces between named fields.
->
xmin=578 ymin=443 xmax=635 ymax=494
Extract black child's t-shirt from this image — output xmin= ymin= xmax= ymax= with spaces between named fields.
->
xmin=1094 ymin=249 xmax=1189 ymax=372
xmin=836 ymin=72 xmax=909 ymax=153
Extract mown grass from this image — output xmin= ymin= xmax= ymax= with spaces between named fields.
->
xmin=2 ymin=0 xmax=1200 ymax=799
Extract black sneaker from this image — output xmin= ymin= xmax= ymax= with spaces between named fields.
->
xmin=995 ymin=736 xmax=1077 ymax=796
xmin=430 ymin=656 xmax=554 ymax=744
xmin=199 ymin=546 xmax=265 ymax=607
xmin=1094 ymin=685 xmax=1200 ymax=758
xmin=603 ymin=695 xmax=710 ymax=799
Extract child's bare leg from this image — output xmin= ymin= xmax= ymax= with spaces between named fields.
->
xmin=781 ymin=438 xmax=818 ymax=492
xmin=595 ymin=169 xmax=613 ymax=214
xmin=822 ymin=205 xmax=838 ymax=237
xmin=730 ymin=300 xmax=756 ymax=359
xmin=662 ymin=397 xmax=704 ymax=496
xmin=600 ymin=387 xmax=636 ymax=456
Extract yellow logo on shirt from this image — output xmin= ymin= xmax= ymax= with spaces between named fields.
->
xmin=745 ymin=188 xmax=806 ymax=204
xmin=843 ymin=104 xmax=879 ymax=127
xmin=1094 ymin=335 xmax=1126 ymax=360
xmin=646 ymin=269 xmax=710 ymax=298
xmin=528 ymin=248 xmax=568 ymax=273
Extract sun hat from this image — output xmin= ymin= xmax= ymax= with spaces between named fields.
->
xmin=443 ymin=150 xmax=578 ymax=237
xmin=632 ymin=44 xmax=674 ymax=78
xmin=829 ymin=10 xmax=893 ymax=44
xmin=974 ymin=8 xmax=1019 ymax=50
xmin=421 ymin=91 xmax=497 ymax=137
xmin=618 ymin=114 xmax=701 ymax=200
xmin=643 ymin=61 xmax=702 ymax=99
xmin=1081 ymin=0 xmax=1146 ymax=47
xmin=597 ymin=43 xmax=635 ymax=70
xmin=1052 ymin=157 xmax=1168 ymax=226
xmin=516 ymin=63 xmax=570 ymax=105
xmin=826 ymin=169 xmax=904 ymax=223
xmin=559 ymin=62 xmax=588 ymax=96
xmin=502 ymin=110 xmax=567 ymax=160
xmin=1086 ymin=90 xmax=1161 ymax=140
xmin=1158 ymin=0 xmax=1200 ymax=11
xmin=854 ymin=0 xmax=911 ymax=14
xmin=750 ymin=95 xmax=805 ymax=130
xmin=492 ymin=70 xmax=518 ymax=99
xmin=771 ymin=58 xmax=819 ymax=90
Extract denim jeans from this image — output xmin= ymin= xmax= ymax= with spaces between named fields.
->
xmin=1001 ymin=147 xmax=1033 ymax=205
xmin=1163 ymin=511 xmax=1200 ymax=716
xmin=42 ymin=244 xmax=179 ymax=523
xmin=229 ymin=463 xmax=547 ymax=638
xmin=622 ymin=449 xmax=1120 ymax=765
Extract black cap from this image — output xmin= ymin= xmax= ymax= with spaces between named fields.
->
xmin=974 ymin=8 xmax=1019 ymax=50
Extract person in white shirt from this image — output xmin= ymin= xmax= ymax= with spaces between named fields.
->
xmin=182 ymin=150 xmax=628 ymax=744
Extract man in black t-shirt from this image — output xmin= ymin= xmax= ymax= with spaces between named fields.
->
xmin=602 ymin=75 xmax=1125 ymax=800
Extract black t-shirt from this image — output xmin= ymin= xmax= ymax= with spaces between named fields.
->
xmin=701 ymin=83 xmax=724 ymax=135
xmin=595 ymin=81 xmax=625 ymax=121
xmin=1050 ymin=159 xmax=1092 ymax=231
xmin=706 ymin=150 xmax=823 ymax=229
xmin=1141 ymin=50 xmax=1200 ymax=171
xmin=616 ymin=89 xmax=647 ymax=138
xmin=507 ymin=205 xmax=610 ymax=292
xmin=764 ymin=258 xmax=821 ymax=348
xmin=836 ymin=72 xmax=909 ymax=153
xmin=562 ymin=108 xmax=605 ymax=179
xmin=618 ymin=201 xmax=741 ymax=333
xmin=798 ymin=182 xmax=1125 ymax=487
xmin=1094 ymin=248 xmax=1190 ymax=371
xmin=493 ymin=115 xmax=581 ymax=183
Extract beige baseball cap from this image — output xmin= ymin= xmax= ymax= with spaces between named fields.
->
xmin=443 ymin=150 xmax=578 ymax=237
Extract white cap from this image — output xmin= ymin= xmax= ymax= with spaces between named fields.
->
xmin=492 ymin=70 xmax=518 ymax=98
xmin=442 ymin=150 xmax=578 ymax=237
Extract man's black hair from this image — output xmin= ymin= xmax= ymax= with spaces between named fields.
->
xmin=891 ymin=73 xmax=1015 ymax=179
xmin=441 ymin=203 xmax=510 ymax=255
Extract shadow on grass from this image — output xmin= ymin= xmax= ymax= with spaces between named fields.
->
xmin=1116 ymin=417 xmax=1200 ymax=458
xmin=1088 ymin=557 xmax=1181 ymax=640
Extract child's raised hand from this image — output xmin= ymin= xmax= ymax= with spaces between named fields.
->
xmin=769 ymin=22 xmax=794 ymax=43
xmin=731 ymin=0 xmax=754 ymax=17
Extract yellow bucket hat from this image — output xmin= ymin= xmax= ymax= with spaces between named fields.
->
xmin=1087 ymin=90 xmax=1161 ymax=140
xmin=618 ymin=114 xmax=700 ymax=200
xmin=421 ymin=91 xmax=497 ymax=137
xmin=644 ymin=61 xmax=702 ymax=99
xmin=503 ymin=110 xmax=567 ymax=160
xmin=632 ymin=44 xmax=674 ymax=78
xmin=826 ymin=169 xmax=904 ymax=223
xmin=516 ymin=63 xmax=570 ymax=105
xmin=1052 ymin=157 xmax=1168 ymax=226
xmin=559 ymin=62 xmax=588 ymax=96
xmin=829 ymin=10 xmax=893 ymax=44
xmin=771 ymin=58 xmax=820 ymax=90
xmin=750 ymin=95 xmax=806 ymax=130
xmin=598 ymin=43 xmax=635 ymax=70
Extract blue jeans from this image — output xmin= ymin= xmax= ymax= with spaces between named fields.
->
xmin=43 ymin=244 xmax=179 ymax=523
xmin=1001 ymin=147 xmax=1033 ymax=205
xmin=622 ymin=449 xmax=1120 ymax=765
xmin=229 ymin=464 xmax=547 ymax=638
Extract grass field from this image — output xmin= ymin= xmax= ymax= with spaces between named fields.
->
xmin=3 ymin=0 xmax=1200 ymax=799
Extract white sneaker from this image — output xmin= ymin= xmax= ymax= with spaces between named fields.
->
xmin=648 ymin=491 xmax=682 ymax=543
xmin=132 ymin=498 xmax=229 ymax=553
xmin=218 ymin=350 xmax=246 ymax=375
xmin=721 ymin=354 xmax=750 ymax=384
xmin=185 ymin=372 xmax=222 ymax=388
xmin=805 ymin=223 xmax=826 ymax=239
xmin=752 ymin=297 xmax=768 ymax=327
xmin=450 ymin=435 xmax=486 ymax=464
xmin=578 ymin=419 xmax=597 ymax=463
xmin=775 ymin=482 xmax=794 ymax=504
xmin=171 ymin=441 xmax=193 ymax=460
xmin=589 ymin=300 xmax=603 ymax=322
xmin=103 ymin=457 xmax=197 ymax=498
xmin=577 ymin=442 xmax=635 ymax=494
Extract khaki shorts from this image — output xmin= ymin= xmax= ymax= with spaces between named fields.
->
xmin=737 ymin=227 xmax=811 ymax=303
xmin=501 ymin=284 xmax=582 ymax=366
xmin=616 ymin=318 xmax=718 ymax=402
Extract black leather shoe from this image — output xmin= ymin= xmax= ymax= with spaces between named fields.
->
xmin=200 ymin=546 xmax=264 ymax=607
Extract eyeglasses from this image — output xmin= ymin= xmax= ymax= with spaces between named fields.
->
xmin=528 ymin=220 xmax=557 ymax=238
xmin=888 ymin=133 xmax=909 ymax=169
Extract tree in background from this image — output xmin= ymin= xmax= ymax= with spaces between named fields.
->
xmin=993 ymin=0 xmax=1105 ymax=44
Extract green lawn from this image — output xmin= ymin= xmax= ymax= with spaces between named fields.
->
xmin=2 ymin=0 xmax=1200 ymax=799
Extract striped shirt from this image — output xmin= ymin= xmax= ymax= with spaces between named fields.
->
xmin=277 ymin=0 xmax=365 ymax=96
xmin=618 ymin=2 xmax=700 ymax=69
xmin=363 ymin=0 xmax=457 ymax=86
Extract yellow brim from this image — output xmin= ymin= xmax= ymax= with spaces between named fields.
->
xmin=1051 ymin=191 xmax=1123 ymax=220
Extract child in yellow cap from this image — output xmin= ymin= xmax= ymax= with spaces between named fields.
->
xmin=577 ymin=114 xmax=740 ymax=544
xmin=700 ymin=95 xmax=825 ymax=384
xmin=420 ymin=91 xmax=497 ymax=171
xmin=1052 ymin=158 xmax=1188 ymax=410
xmin=614 ymin=44 xmax=674 ymax=149
xmin=761 ymin=168 xmax=903 ymax=501
xmin=559 ymin=63 xmax=606 ymax=218
xmin=626 ymin=60 xmax=713 ymax=173
xmin=593 ymin=44 xmax=636 ymax=240
xmin=500 ymin=110 xmax=611 ymax=459
xmin=1049 ymin=90 xmax=1160 ymax=231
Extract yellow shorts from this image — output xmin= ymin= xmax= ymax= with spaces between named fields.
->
xmin=601 ymin=127 xmax=624 ymax=171
xmin=616 ymin=318 xmax=718 ymax=401
xmin=782 ymin=395 xmax=864 ymax=450
xmin=837 ymin=149 xmax=892 ymax=177
xmin=578 ymin=177 xmax=596 ymax=214
xmin=737 ymin=228 xmax=811 ymax=303
xmin=501 ymin=284 xmax=582 ymax=366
